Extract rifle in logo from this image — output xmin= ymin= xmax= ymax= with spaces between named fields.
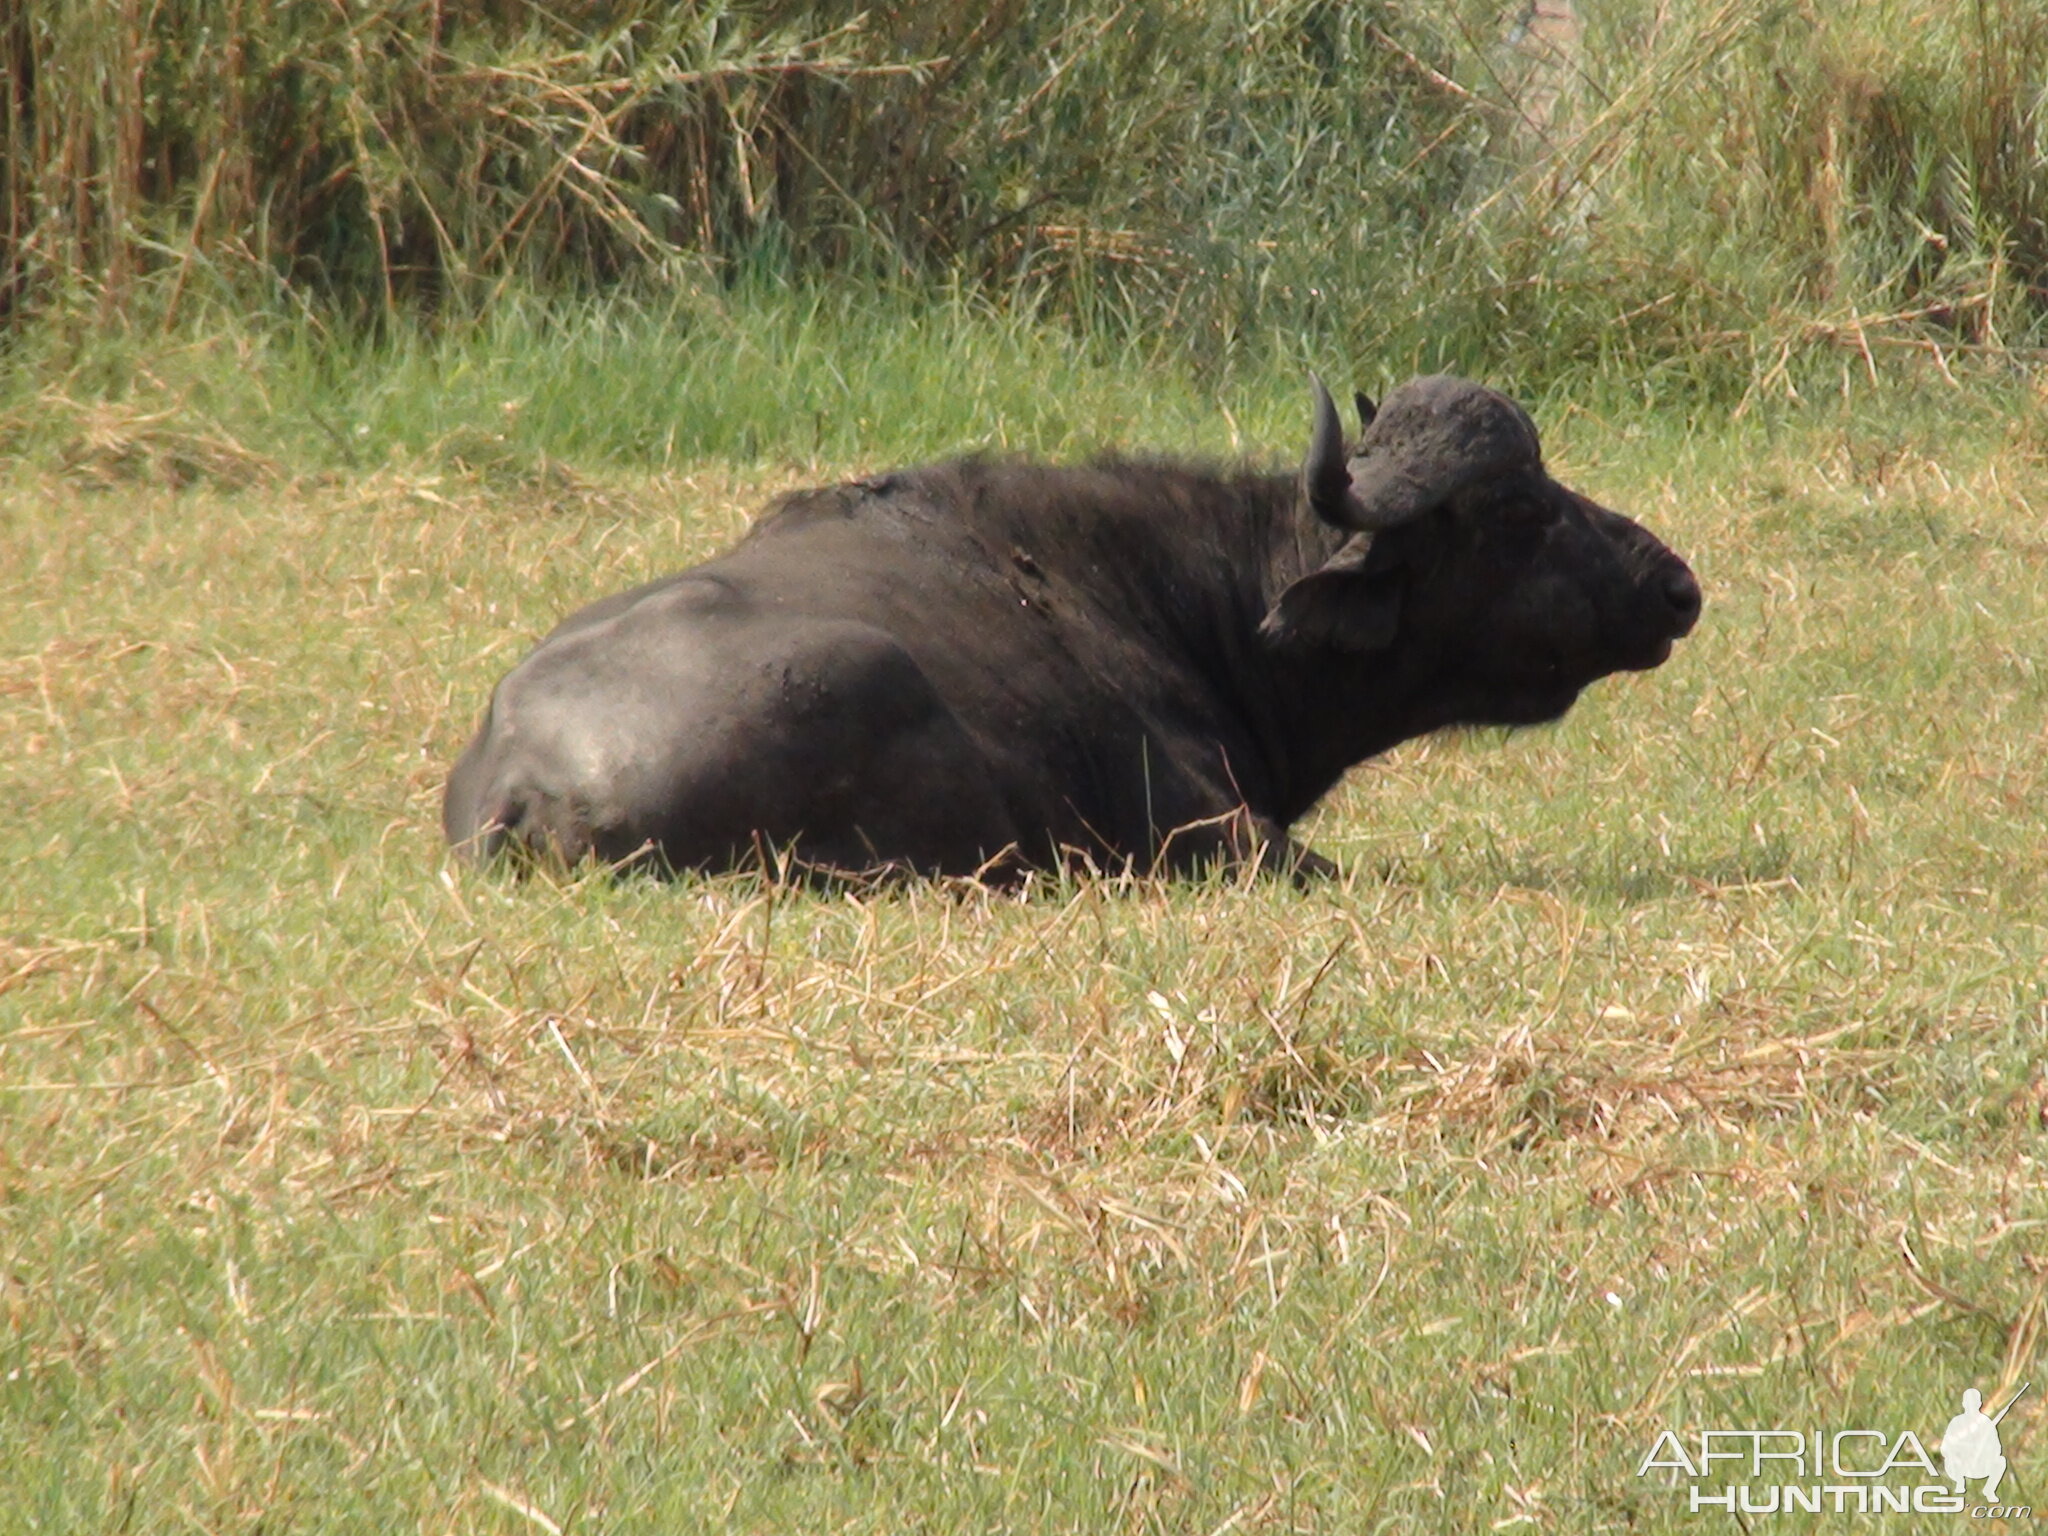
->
xmin=1942 ymin=1381 xmax=2028 ymax=1501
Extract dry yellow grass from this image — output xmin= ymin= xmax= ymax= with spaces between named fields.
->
xmin=2 ymin=387 xmax=2044 ymax=1530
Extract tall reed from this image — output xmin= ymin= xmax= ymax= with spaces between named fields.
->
xmin=3 ymin=1 xmax=2044 ymax=386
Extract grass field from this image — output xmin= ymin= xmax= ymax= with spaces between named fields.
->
xmin=2 ymin=321 xmax=2044 ymax=1531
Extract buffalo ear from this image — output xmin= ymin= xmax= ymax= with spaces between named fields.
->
xmin=1259 ymin=539 xmax=1402 ymax=654
xmin=1354 ymin=391 xmax=1377 ymax=432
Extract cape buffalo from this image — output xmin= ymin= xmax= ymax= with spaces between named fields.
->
xmin=443 ymin=374 xmax=1700 ymax=880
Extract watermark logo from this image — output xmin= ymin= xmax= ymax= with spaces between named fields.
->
xmin=1638 ymin=1382 xmax=2031 ymax=1518
xmin=1944 ymin=1387 xmax=2016 ymax=1501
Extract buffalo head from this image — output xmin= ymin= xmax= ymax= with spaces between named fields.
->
xmin=1262 ymin=374 xmax=1701 ymax=726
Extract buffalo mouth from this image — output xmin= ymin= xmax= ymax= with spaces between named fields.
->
xmin=1516 ymin=632 xmax=1674 ymax=714
xmin=1616 ymin=634 xmax=1676 ymax=672
xmin=1645 ymin=565 xmax=1703 ymax=654
xmin=1612 ymin=575 xmax=1700 ymax=671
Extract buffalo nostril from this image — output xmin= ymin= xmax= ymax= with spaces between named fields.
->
xmin=1661 ymin=569 xmax=1702 ymax=628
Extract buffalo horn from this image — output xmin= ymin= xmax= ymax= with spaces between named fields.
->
xmin=1300 ymin=375 xmax=1358 ymax=529
xmin=1330 ymin=374 xmax=1544 ymax=533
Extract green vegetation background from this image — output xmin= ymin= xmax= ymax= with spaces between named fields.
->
xmin=5 ymin=0 xmax=2047 ymax=439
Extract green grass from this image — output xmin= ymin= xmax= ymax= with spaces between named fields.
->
xmin=11 ymin=0 xmax=2048 ymax=391
xmin=3 ymin=318 xmax=2046 ymax=1530
xmin=1 ymin=282 xmax=1318 ymax=477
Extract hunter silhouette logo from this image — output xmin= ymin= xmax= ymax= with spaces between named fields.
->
xmin=1638 ymin=1381 xmax=2032 ymax=1518
xmin=1942 ymin=1383 xmax=2026 ymax=1501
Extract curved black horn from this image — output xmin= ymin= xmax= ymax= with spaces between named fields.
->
xmin=1301 ymin=375 xmax=1356 ymax=528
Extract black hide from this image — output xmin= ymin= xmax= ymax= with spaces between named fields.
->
xmin=443 ymin=376 xmax=1701 ymax=880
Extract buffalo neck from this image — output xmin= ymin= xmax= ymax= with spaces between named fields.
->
xmin=905 ymin=458 xmax=1436 ymax=830
xmin=1244 ymin=488 xmax=1440 ymax=824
